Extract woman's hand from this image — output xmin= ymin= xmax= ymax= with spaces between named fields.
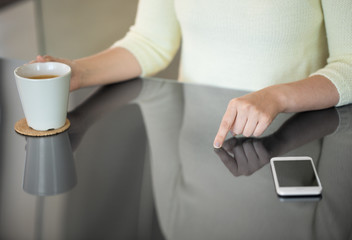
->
xmin=32 ymin=47 xmax=142 ymax=90
xmin=213 ymin=75 xmax=339 ymax=149
xmin=213 ymin=86 xmax=285 ymax=148
xmin=33 ymin=55 xmax=85 ymax=91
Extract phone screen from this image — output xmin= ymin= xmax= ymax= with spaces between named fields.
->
xmin=273 ymin=160 xmax=318 ymax=187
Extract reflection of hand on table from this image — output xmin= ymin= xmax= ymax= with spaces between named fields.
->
xmin=215 ymin=108 xmax=339 ymax=177
xmin=215 ymin=137 xmax=272 ymax=176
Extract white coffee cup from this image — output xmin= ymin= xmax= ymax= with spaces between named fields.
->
xmin=14 ymin=62 xmax=71 ymax=131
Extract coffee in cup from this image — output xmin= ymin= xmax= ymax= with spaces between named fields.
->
xmin=28 ymin=75 xmax=60 ymax=79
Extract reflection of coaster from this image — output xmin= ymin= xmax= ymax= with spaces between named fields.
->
xmin=14 ymin=118 xmax=70 ymax=137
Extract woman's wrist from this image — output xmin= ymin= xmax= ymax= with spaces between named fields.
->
xmin=262 ymin=84 xmax=290 ymax=114
xmin=73 ymin=53 xmax=112 ymax=90
xmin=72 ymin=58 xmax=97 ymax=90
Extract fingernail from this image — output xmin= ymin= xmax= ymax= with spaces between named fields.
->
xmin=213 ymin=141 xmax=221 ymax=148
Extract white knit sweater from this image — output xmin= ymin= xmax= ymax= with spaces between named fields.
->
xmin=113 ymin=0 xmax=352 ymax=106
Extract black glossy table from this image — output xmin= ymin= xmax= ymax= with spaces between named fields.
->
xmin=1 ymin=58 xmax=352 ymax=240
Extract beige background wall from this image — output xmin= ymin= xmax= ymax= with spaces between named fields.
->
xmin=0 ymin=0 xmax=179 ymax=80
xmin=0 ymin=0 xmax=39 ymax=60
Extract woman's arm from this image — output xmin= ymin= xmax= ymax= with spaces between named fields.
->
xmin=37 ymin=47 xmax=142 ymax=91
xmin=36 ymin=0 xmax=180 ymax=91
xmin=36 ymin=47 xmax=141 ymax=91
xmin=214 ymin=0 xmax=352 ymax=148
xmin=213 ymin=74 xmax=339 ymax=148
xmin=74 ymin=47 xmax=142 ymax=90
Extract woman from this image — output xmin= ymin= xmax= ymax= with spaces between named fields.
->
xmin=35 ymin=0 xmax=352 ymax=148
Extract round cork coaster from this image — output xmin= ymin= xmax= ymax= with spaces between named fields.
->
xmin=14 ymin=118 xmax=70 ymax=137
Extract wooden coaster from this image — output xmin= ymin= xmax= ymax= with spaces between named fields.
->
xmin=14 ymin=118 xmax=70 ymax=137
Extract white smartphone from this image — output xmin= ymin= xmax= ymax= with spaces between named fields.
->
xmin=270 ymin=156 xmax=322 ymax=197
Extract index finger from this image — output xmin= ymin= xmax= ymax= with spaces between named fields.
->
xmin=213 ymin=106 xmax=237 ymax=148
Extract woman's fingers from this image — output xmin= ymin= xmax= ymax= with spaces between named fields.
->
xmin=213 ymin=91 xmax=280 ymax=148
xmin=36 ymin=55 xmax=46 ymax=62
xmin=28 ymin=55 xmax=80 ymax=91
xmin=253 ymin=116 xmax=272 ymax=137
xmin=29 ymin=55 xmax=55 ymax=63
xmin=213 ymin=101 xmax=237 ymax=148
xmin=32 ymin=55 xmax=68 ymax=64
xmin=232 ymin=111 xmax=247 ymax=135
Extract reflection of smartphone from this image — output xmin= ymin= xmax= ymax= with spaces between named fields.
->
xmin=279 ymin=195 xmax=322 ymax=203
xmin=270 ymin=156 xmax=322 ymax=197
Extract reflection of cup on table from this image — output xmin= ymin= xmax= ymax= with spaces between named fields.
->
xmin=14 ymin=62 xmax=71 ymax=131
xmin=23 ymin=132 xmax=77 ymax=196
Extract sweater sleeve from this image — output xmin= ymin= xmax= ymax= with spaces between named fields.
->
xmin=111 ymin=0 xmax=181 ymax=77
xmin=310 ymin=0 xmax=352 ymax=107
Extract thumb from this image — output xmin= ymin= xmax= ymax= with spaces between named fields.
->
xmin=35 ymin=55 xmax=47 ymax=62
